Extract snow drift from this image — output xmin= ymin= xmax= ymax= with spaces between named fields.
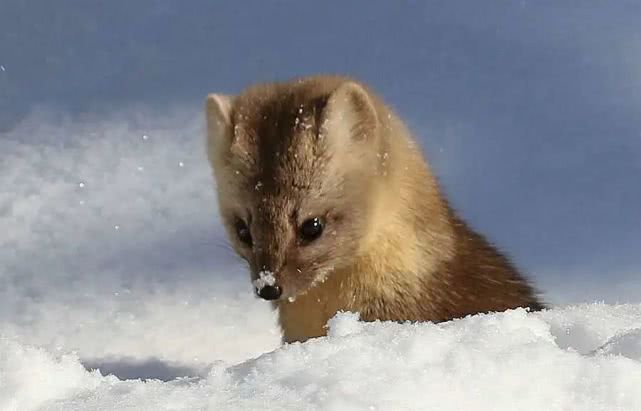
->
xmin=1 ymin=108 xmax=640 ymax=410
xmin=3 ymin=306 xmax=641 ymax=411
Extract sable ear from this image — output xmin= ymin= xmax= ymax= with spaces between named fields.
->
xmin=320 ymin=81 xmax=378 ymax=145
xmin=205 ymin=93 xmax=235 ymax=154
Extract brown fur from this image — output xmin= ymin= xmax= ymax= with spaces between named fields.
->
xmin=205 ymin=74 xmax=545 ymax=343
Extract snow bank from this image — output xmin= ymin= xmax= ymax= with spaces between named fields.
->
xmin=0 ymin=108 xmax=281 ymax=374
xmin=2 ymin=307 xmax=641 ymax=410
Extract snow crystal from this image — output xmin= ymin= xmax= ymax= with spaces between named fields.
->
xmin=594 ymin=328 xmax=641 ymax=360
xmin=253 ymin=270 xmax=276 ymax=290
xmin=0 ymin=339 xmax=105 ymax=411
xmin=326 ymin=311 xmax=362 ymax=337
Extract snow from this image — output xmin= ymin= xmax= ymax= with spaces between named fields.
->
xmin=0 ymin=107 xmax=281 ymax=374
xmin=2 ymin=108 xmax=641 ymax=410
xmin=253 ymin=270 xmax=276 ymax=291
xmin=594 ymin=328 xmax=641 ymax=360
xmin=3 ymin=307 xmax=641 ymax=410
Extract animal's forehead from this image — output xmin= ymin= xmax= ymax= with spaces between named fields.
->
xmin=253 ymin=193 xmax=295 ymax=219
xmin=248 ymin=149 xmax=325 ymax=201
xmin=233 ymin=88 xmax=325 ymax=143
xmin=232 ymin=92 xmax=330 ymax=194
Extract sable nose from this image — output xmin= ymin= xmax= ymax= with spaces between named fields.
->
xmin=257 ymin=285 xmax=282 ymax=300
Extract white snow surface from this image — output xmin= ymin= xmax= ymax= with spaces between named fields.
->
xmin=2 ymin=108 xmax=641 ymax=410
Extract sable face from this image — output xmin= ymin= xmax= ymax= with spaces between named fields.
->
xmin=206 ymin=76 xmax=382 ymax=301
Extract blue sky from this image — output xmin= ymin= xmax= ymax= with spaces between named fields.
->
xmin=1 ymin=1 xmax=640 ymax=301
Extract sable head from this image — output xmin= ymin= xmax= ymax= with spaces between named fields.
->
xmin=205 ymin=76 xmax=386 ymax=301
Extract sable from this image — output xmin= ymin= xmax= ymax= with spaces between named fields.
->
xmin=206 ymin=75 xmax=545 ymax=343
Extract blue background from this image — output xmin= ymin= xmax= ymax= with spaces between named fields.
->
xmin=2 ymin=1 xmax=640 ymax=302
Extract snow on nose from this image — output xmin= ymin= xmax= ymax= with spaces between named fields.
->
xmin=252 ymin=270 xmax=282 ymax=300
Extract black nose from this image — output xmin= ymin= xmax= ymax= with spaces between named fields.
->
xmin=257 ymin=285 xmax=282 ymax=300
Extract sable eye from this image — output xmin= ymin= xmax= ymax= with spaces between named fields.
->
xmin=300 ymin=217 xmax=323 ymax=242
xmin=235 ymin=218 xmax=252 ymax=247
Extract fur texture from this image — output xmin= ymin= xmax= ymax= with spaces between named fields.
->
xmin=206 ymin=75 xmax=545 ymax=343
